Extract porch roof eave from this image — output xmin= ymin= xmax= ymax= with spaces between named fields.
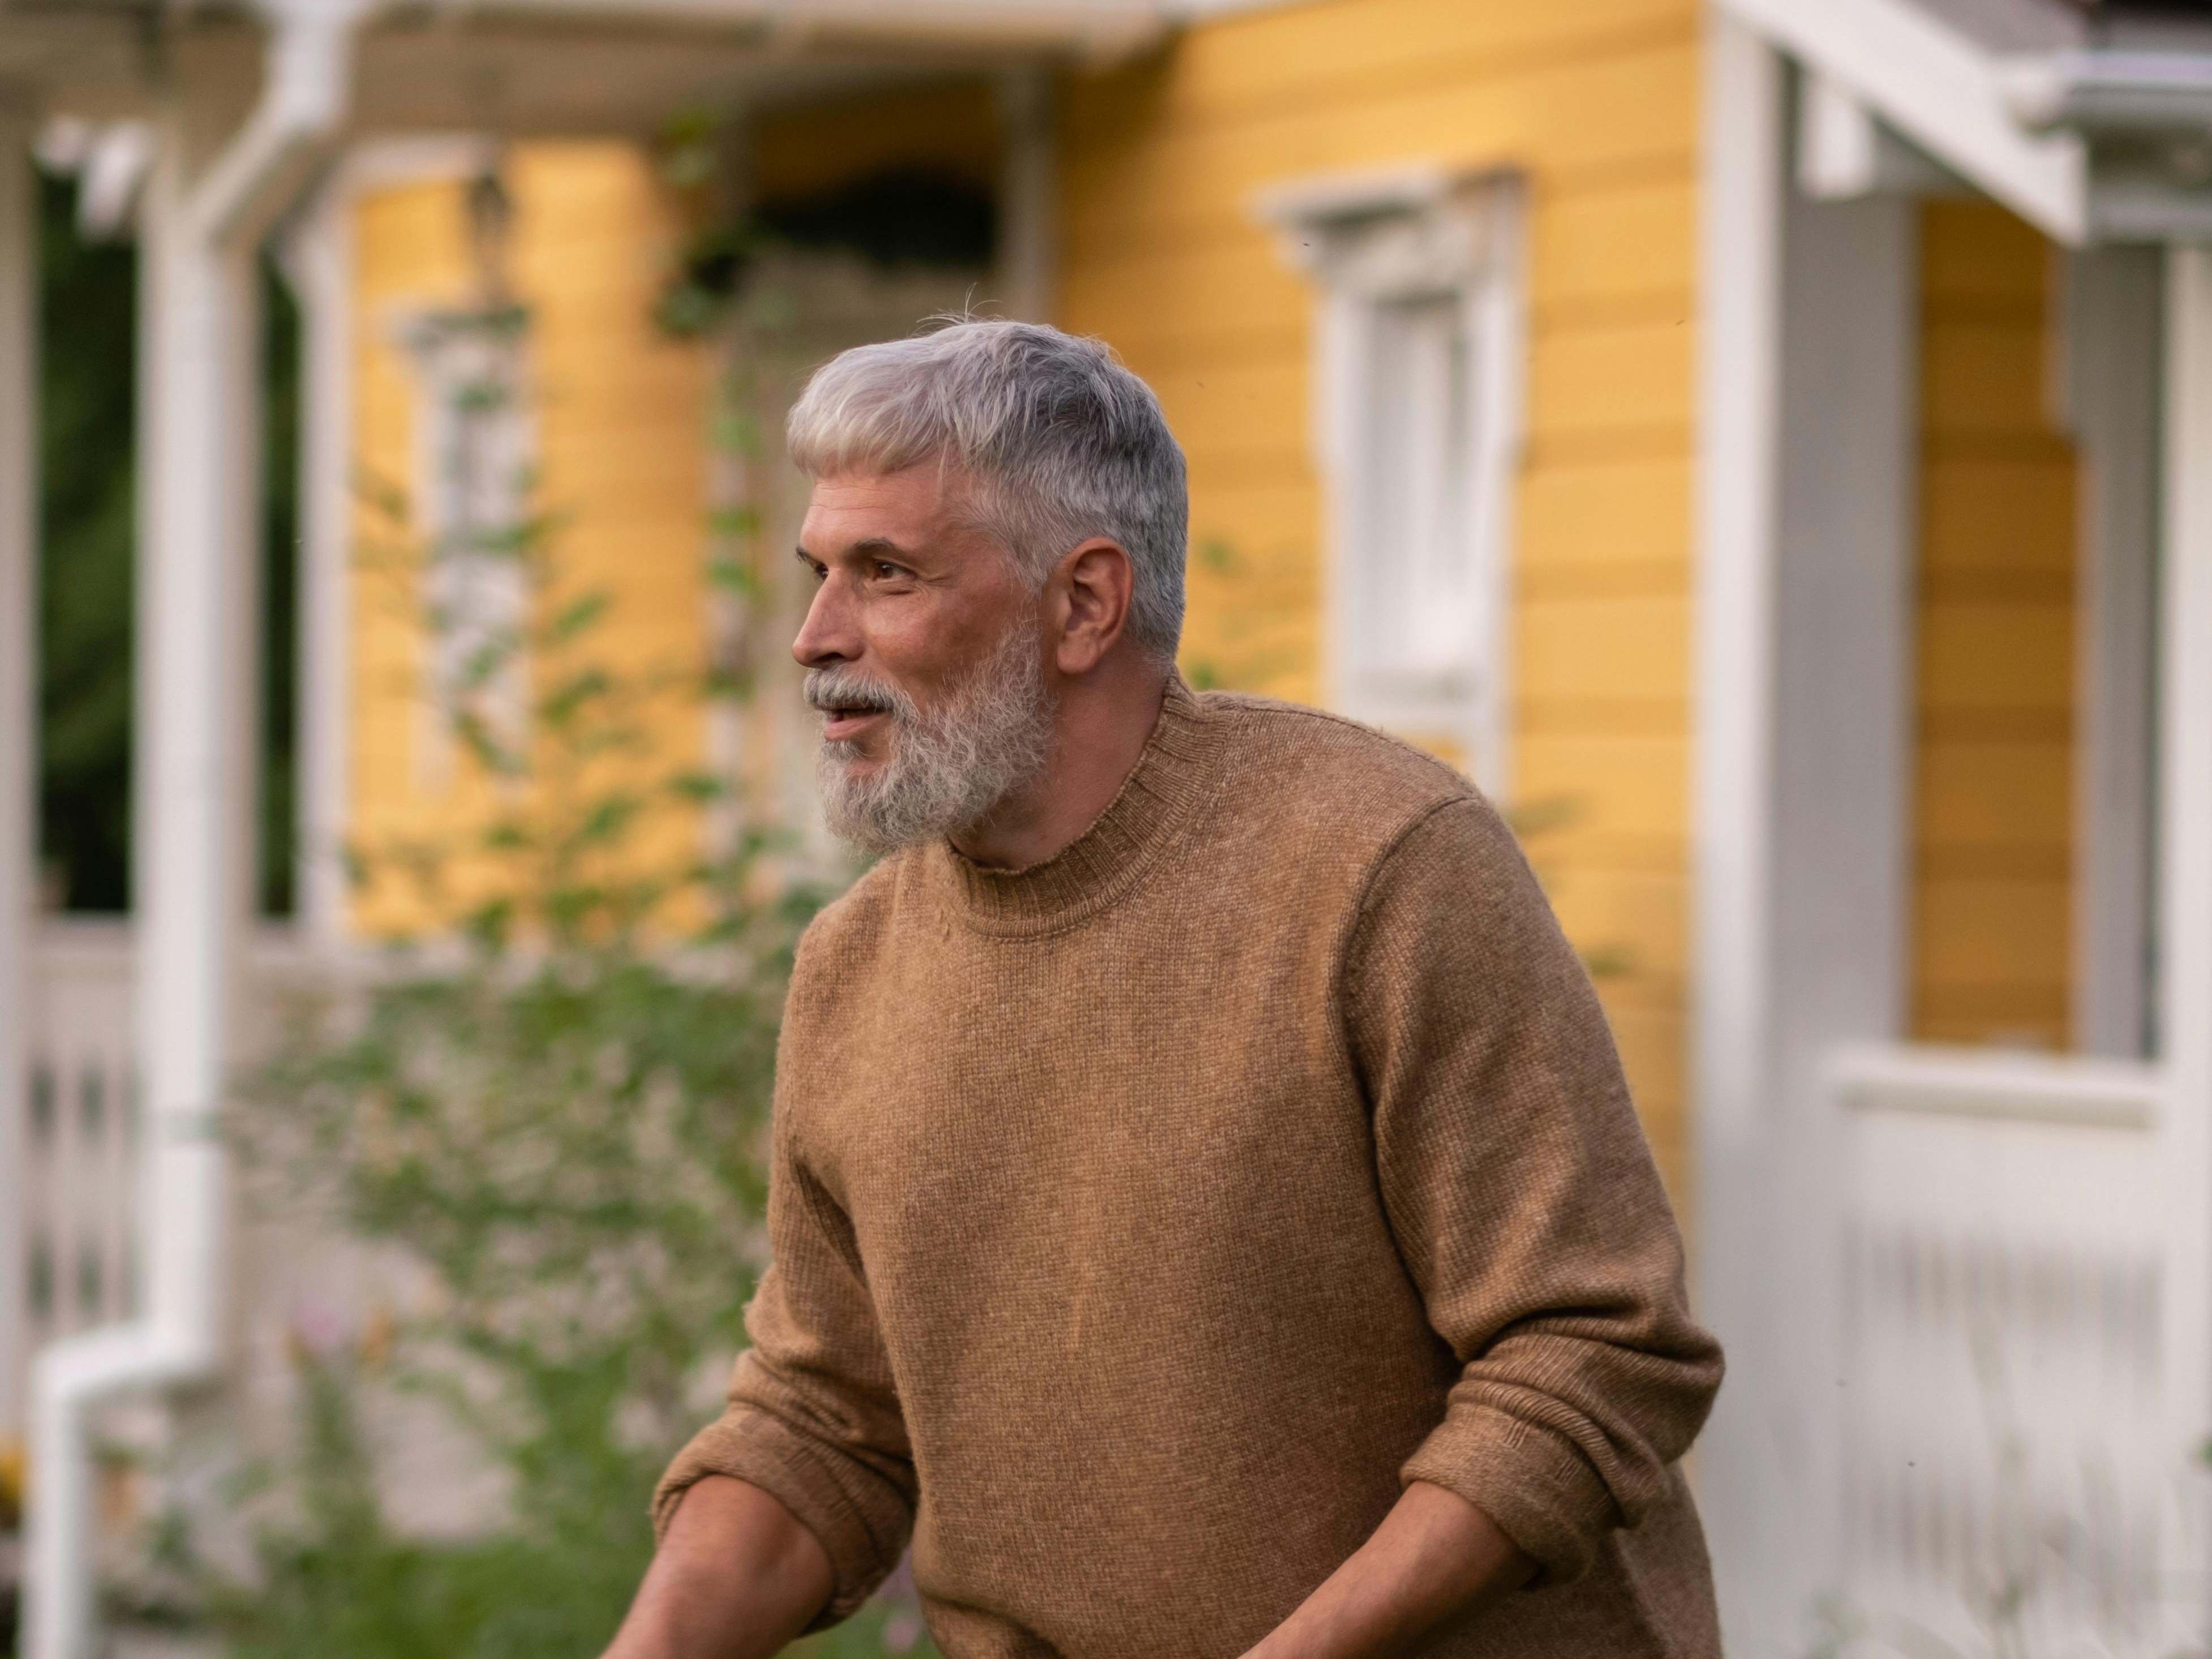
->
xmin=1 ymin=0 xmax=1170 ymax=132
xmin=1717 ymin=0 xmax=2212 ymax=246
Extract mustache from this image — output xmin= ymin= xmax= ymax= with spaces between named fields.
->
xmin=803 ymin=667 xmax=913 ymax=721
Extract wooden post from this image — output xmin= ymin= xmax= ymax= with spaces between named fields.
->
xmin=1695 ymin=23 xmax=1921 ymax=1650
xmin=0 ymin=91 xmax=39 ymax=1447
xmin=2158 ymin=242 xmax=2212 ymax=1651
xmin=995 ymin=68 xmax=1055 ymax=324
xmin=279 ymin=177 xmax=354 ymax=947
xmin=25 ymin=119 xmax=261 ymax=1659
xmin=2070 ymin=249 xmax=2162 ymax=1060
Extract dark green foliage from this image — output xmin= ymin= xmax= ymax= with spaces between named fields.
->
xmin=261 ymin=250 xmax=300 ymax=916
xmin=650 ymin=107 xmax=994 ymax=339
xmin=144 ymin=1346 xmax=928 ymax=1659
xmin=126 ymin=351 xmax=887 ymax=1653
xmin=755 ymin=170 xmax=998 ymax=273
xmin=36 ymin=170 xmax=135 ymax=912
xmin=36 ymin=168 xmax=300 ymax=914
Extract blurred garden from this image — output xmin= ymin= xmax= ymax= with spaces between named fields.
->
xmin=20 ymin=145 xmax=943 ymax=1658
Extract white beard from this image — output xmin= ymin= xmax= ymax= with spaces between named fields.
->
xmin=806 ymin=620 xmax=1055 ymax=856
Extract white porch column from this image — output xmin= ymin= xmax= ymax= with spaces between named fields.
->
xmin=0 ymin=93 xmax=40 ymax=1445
xmin=23 ymin=123 xmax=261 ymax=1659
xmin=1695 ymin=18 xmax=1921 ymax=1653
xmin=279 ymin=177 xmax=353 ymax=946
xmin=2158 ymin=243 xmax=2212 ymax=1645
xmin=2069 ymin=248 xmax=2162 ymax=1060
xmin=132 ymin=117 xmax=263 ymax=1387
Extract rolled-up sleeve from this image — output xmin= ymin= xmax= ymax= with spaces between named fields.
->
xmin=1345 ymin=796 xmax=1724 ymax=1588
xmin=651 ymin=1114 xmax=916 ymax=1632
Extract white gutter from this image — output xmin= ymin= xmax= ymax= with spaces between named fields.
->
xmin=2001 ymin=49 xmax=2212 ymax=135
xmin=419 ymin=0 xmax=1168 ymax=59
xmin=21 ymin=6 xmax=358 ymax=1656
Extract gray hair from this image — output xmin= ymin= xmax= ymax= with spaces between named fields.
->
xmin=785 ymin=317 xmax=1188 ymax=662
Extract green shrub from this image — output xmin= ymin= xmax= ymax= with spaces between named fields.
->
xmin=118 ymin=302 xmax=935 ymax=1656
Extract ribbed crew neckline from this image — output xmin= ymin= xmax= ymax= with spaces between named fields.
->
xmin=923 ymin=674 xmax=1228 ymax=936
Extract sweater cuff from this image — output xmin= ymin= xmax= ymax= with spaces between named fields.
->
xmin=652 ymin=1404 xmax=902 ymax=1633
xmin=1398 ymin=1403 xmax=1620 ymax=1587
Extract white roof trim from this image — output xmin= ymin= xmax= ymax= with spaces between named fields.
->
xmin=364 ymin=0 xmax=1170 ymax=55
xmin=1718 ymin=0 xmax=2089 ymax=243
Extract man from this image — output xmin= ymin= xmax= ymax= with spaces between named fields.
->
xmin=603 ymin=320 xmax=1724 ymax=1659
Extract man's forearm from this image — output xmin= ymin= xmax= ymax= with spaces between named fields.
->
xmin=1240 ymin=1480 xmax=1536 ymax=1659
xmin=602 ymin=1476 xmax=835 ymax=1659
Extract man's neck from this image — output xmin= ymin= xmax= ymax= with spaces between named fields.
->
xmin=950 ymin=661 xmax=1171 ymax=873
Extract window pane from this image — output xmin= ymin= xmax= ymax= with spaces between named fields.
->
xmin=1360 ymin=293 xmax=1477 ymax=682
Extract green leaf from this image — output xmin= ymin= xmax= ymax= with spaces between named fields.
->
xmin=665 ymin=771 xmax=726 ymax=803
xmin=706 ymin=504 xmax=762 ymax=540
xmin=548 ymin=591 xmax=611 ymax=643
xmin=1196 ymin=534 xmax=1240 ymax=574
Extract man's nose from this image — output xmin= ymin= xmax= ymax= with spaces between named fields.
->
xmin=792 ymin=573 xmax=861 ymax=669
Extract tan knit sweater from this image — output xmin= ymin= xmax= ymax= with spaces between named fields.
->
xmin=654 ymin=678 xmax=1725 ymax=1658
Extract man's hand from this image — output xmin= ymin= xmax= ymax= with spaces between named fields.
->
xmin=600 ymin=1476 xmax=835 ymax=1659
xmin=1239 ymin=1480 xmax=1536 ymax=1659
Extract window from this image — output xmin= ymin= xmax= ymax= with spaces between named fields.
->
xmin=1257 ymin=167 xmax=1525 ymax=791
xmin=394 ymin=304 xmax=534 ymax=790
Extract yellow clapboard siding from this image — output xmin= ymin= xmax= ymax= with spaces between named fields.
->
xmin=1517 ymin=591 xmax=1692 ymax=704
xmin=1186 ymin=481 xmax=1324 ymax=560
xmin=1518 ymin=560 xmax=1687 ymax=604
xmin=1910 ymin=200 xmax=2078 ymax=1048
xmin=1515 ymin=729 xmax=1689 ymax=851
xmin=1917 ymin=601 xmax=2076 ymax=714
xmin=1922 ymin=204 xmax=2057 ymax=301
xmin=1062 ymin=42 xmax=1697 ymax=242
xmin=1603 ymin=999 xmax=1685 ymax=1108
xmin=1921 ymin=458 xmax=2077 ymax=573
xmin=1532 ymin=173 xmax=1698 ymax=305
xmin=1545 ymin=866 xmax=1687 ymax=985
xmin=1066 ymin=188 xmax=1691 ymax=335
xmin=1060 ymin=248 xmax=1316 ymax=340
xmin=1528 ymin=318 xmax=1696 ymax=440
xmin=1599 ymin=992 xmax=1688 ymax=1201
xmin=1519 ymin=457 xmax=1692 ymax=572
xmin=1922 ymin=326 xmax=2061 ymax=433
xmin=1914 ymin=879 xmax=2073 ymax=988
xmin=1915 ymin=740 xmax=2072 ymax=852
xmin=1060 ymin=0 xmax=1699 ymax=1183
xmin=1133 ymin=359 xmax=1315 ymax=445
xmin=1079 ymin=0 xmax=1691 ymax=118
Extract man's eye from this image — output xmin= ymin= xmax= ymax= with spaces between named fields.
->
xmin=873 ymin=561 xmax=904 ymax=580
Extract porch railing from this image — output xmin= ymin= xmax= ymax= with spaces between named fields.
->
xmin=1824 ymin=1042 xmax=2191 ymax=1657
xmin=8 ymin=920 xmax=311 ymax=1437
xmin=19 ymin=922 xmax=140 ymax=1359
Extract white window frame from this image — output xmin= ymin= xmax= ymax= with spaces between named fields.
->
xmin=393 ymin=303 xmax=535 ymax=793
xmin=1256 ymin=165 xmax=1527 ymax=795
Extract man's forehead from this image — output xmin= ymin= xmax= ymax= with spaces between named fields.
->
xmin=806 ymin=465 xmax=949 ymax=523
xmin=800 ymin=464 xmax=980 ymax=557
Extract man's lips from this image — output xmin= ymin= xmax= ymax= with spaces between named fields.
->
xmin=821 ymin=708 xmax=888 ymax=741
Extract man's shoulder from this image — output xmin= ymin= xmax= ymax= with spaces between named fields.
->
xmin=789 ymin=852 xmax=913 ymax=982
xmin=1195 ymin=690 xmax=1484 ymax=857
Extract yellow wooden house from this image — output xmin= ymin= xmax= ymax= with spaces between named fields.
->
xmin=12 ymin=0 xmax=2212 ymax=1653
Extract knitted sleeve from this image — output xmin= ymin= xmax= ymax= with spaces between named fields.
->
xmin=650 ymin=1114 xmax=917 ymax=1632
xmin=1343 ymin=794 xmax=1724 ymax=1589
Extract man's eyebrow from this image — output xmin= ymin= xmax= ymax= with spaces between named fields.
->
xmin=797 ymin=537 xmax=925 ymax=565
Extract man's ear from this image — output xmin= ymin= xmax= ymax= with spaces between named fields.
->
xmin=1051 ymin=538 xmax=1136 ymax=675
